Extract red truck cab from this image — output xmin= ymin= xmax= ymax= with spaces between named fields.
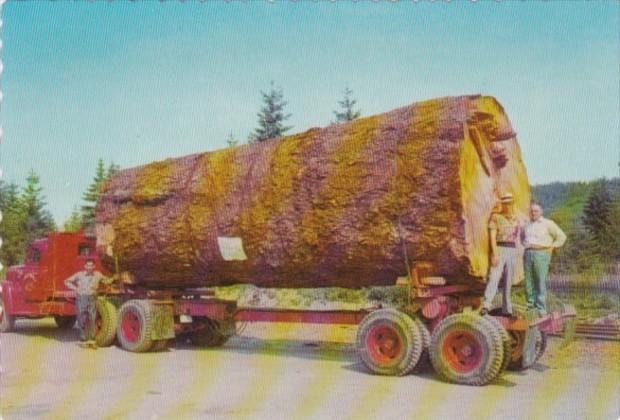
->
xmin=0 ymin=231 xmax=104 ymax=332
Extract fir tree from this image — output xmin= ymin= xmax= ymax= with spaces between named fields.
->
xmin=582 ymin=179 xmax=612 ymax=252
xmin=226 ymin=132 xmax=239 ymax=148
xmin=333 ymin=86 xmax=361 ymax=123
xmin=0 ymin=181 xmax=26 ymax=267
xmin=249 ymin=81 xmax=292 ymax=142
xmin=0 ymin=174 xmax=55 ymax=267
xmin=6 ymin=171 xmax=56 ymax=265
xmin=0 ymin=181 xmax=12 ymax=209
xmin=603 ymin=189 xmax=620 ymax=261
xmin=81 ymin=159 xmax=108 ymax=228
xmin=63 ymin=206 xmax=83 ymax=232
xmin=21 ymin=171 xmax=56 ymax=235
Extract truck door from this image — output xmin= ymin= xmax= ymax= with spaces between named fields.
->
xmin=22 ymin=246 xmax=51 ymax=302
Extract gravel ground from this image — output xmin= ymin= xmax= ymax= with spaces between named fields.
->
xmin=1 ymin=319 xmax=618 ymax=420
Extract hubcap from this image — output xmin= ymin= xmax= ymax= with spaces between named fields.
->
xmin=121 ymin=310 xmax=141 ymax=343
xmin=366 ymin=324 xmax=404 ymax=364
xmin=442 ymin=331 xmax=483 ymax=373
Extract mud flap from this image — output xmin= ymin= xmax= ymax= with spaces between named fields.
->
xmin=150 ymin=303 xmax=175 ymax=340
xmin=522 ymin=326 xmax=539 ymax=367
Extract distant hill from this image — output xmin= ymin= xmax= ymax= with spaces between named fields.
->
xmin=531 ymin=178 xmax=620 ymax=228
xmin=532 ymin=178 xmax=619 ymax=214
xmin=531 ymin=177 xmax=620 ymax=274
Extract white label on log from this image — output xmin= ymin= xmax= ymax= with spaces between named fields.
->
xmin=217 ymin=237 xmax=247 ymax=261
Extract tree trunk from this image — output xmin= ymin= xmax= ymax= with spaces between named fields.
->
xmin=96 ymin=95 xmax=530 ymax=289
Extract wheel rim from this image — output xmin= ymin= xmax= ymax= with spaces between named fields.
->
xmin=366 ymin=324 xmax=404 ymax=365
xmin=121 ymin=310 xmax=141 ymax=343
xmin=442 ymin=331 xmax=483 ymax=373
xmin=509 ymin=331 xmax=524 ymax=362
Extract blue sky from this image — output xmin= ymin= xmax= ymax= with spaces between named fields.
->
xmin=1 ymin=1 xmax=618 ymax=224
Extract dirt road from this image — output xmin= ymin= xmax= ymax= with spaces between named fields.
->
xmin=1 ymin=319 xmax=618 ymax=420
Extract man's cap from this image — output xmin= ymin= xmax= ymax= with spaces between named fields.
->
xmin=500 ymin=193 xmax=514 ymax=203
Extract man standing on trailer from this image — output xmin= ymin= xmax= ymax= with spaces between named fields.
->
xmin=480 ymin=193 xmax=520 ymax=317
xmin=522 ymin=202 xmax=566 ymax=316
xmin=64 ymin=259 xmax=113 ymax=348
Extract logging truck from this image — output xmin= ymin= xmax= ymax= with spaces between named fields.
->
xmin=0 ymin=95 xmax=576 ymax=385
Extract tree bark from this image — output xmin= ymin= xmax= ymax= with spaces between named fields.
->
xmin=96 ymin=95 xmax=530 ymax=289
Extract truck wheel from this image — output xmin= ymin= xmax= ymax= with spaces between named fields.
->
xmin=508 ymin=329 xmax=547 ymax=371
xmin=191 ymin=318 xmax=235 ymax=347
xmin=54 ymin=315 xmax=77 ymax=329
xmin=356 ymin=308 xmax=424 ymax=376
xmin=0 ymin=297 xmax=16 ymax=333
xmin=95 ymin=298 xmax=118 ymax=347
xmin=484 ymin=315 xmax=513 ymax=374
xmin=117 ymin=300 xmax=155 ymax=352
xmin=429 ymin=313 xmax=504 ymax=386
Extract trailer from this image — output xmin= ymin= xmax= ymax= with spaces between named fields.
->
xmin=0 ymin=231 xmax=574 ymax=386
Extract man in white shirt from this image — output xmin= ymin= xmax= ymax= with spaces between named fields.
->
xmin=522 ymin=203 xmax=567 ymax=315
xmin=65 ymin=259 xmax=113 ymax=347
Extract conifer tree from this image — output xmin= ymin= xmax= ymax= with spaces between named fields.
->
xmin=249 ymin=81 xmax=292 ymax=142
xmin=582 ymin=179 xmax=612 ymax=252
xmin=226 ymin=132 xmax=239 ymax=148
xmin=0 ymin=182 xmax=25 ymax=267
xmin=81 ymin=159 xmax=108 ymax=228
xmin=603 ymin=189 xmax=620 ymax=261
xmin=63 ymin=206 xmax=83 ymax=232
xmin=21 ymin=171 xmax=56 ymax=235
xmin=333 ymin=86 xmax=361 ymax=123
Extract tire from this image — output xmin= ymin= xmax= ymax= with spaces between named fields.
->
xmin=411 ymin=317 xmax=431 ymax=373
xmin=95 ymin=298 xmax=119 ymax=347
xmin=356 ymin=308 xmax=424 ymax=376
xmin=0 ymin=297 xmax=15 ymax=333
xmin=116 ymin=300 xmax=156 ymax=352
xmin=429 ymin=313 xmax=505 ymax=386
xmin=484 ymin=315 xmax=513 ymax=375
xmin=508 ymin=329 xmax=547 ymax=371
xmin=54 ymin=315 xmax=77 ymax=329
xmin=191 ymin=318 xmax=235 ymax=347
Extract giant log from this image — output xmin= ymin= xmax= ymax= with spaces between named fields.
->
xmin=95 ymin=95 xmax=530 ymax=289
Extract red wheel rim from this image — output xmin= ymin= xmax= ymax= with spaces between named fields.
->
xmin=121 ymin=309 xmax=141 ymax=343
xmin=366 ymin=324 xmax=404 ymax=365
xmin=509 ymin=331 xmax=524 ymax=362
xmin=442 ymin=331 xmax=484 ymax=373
